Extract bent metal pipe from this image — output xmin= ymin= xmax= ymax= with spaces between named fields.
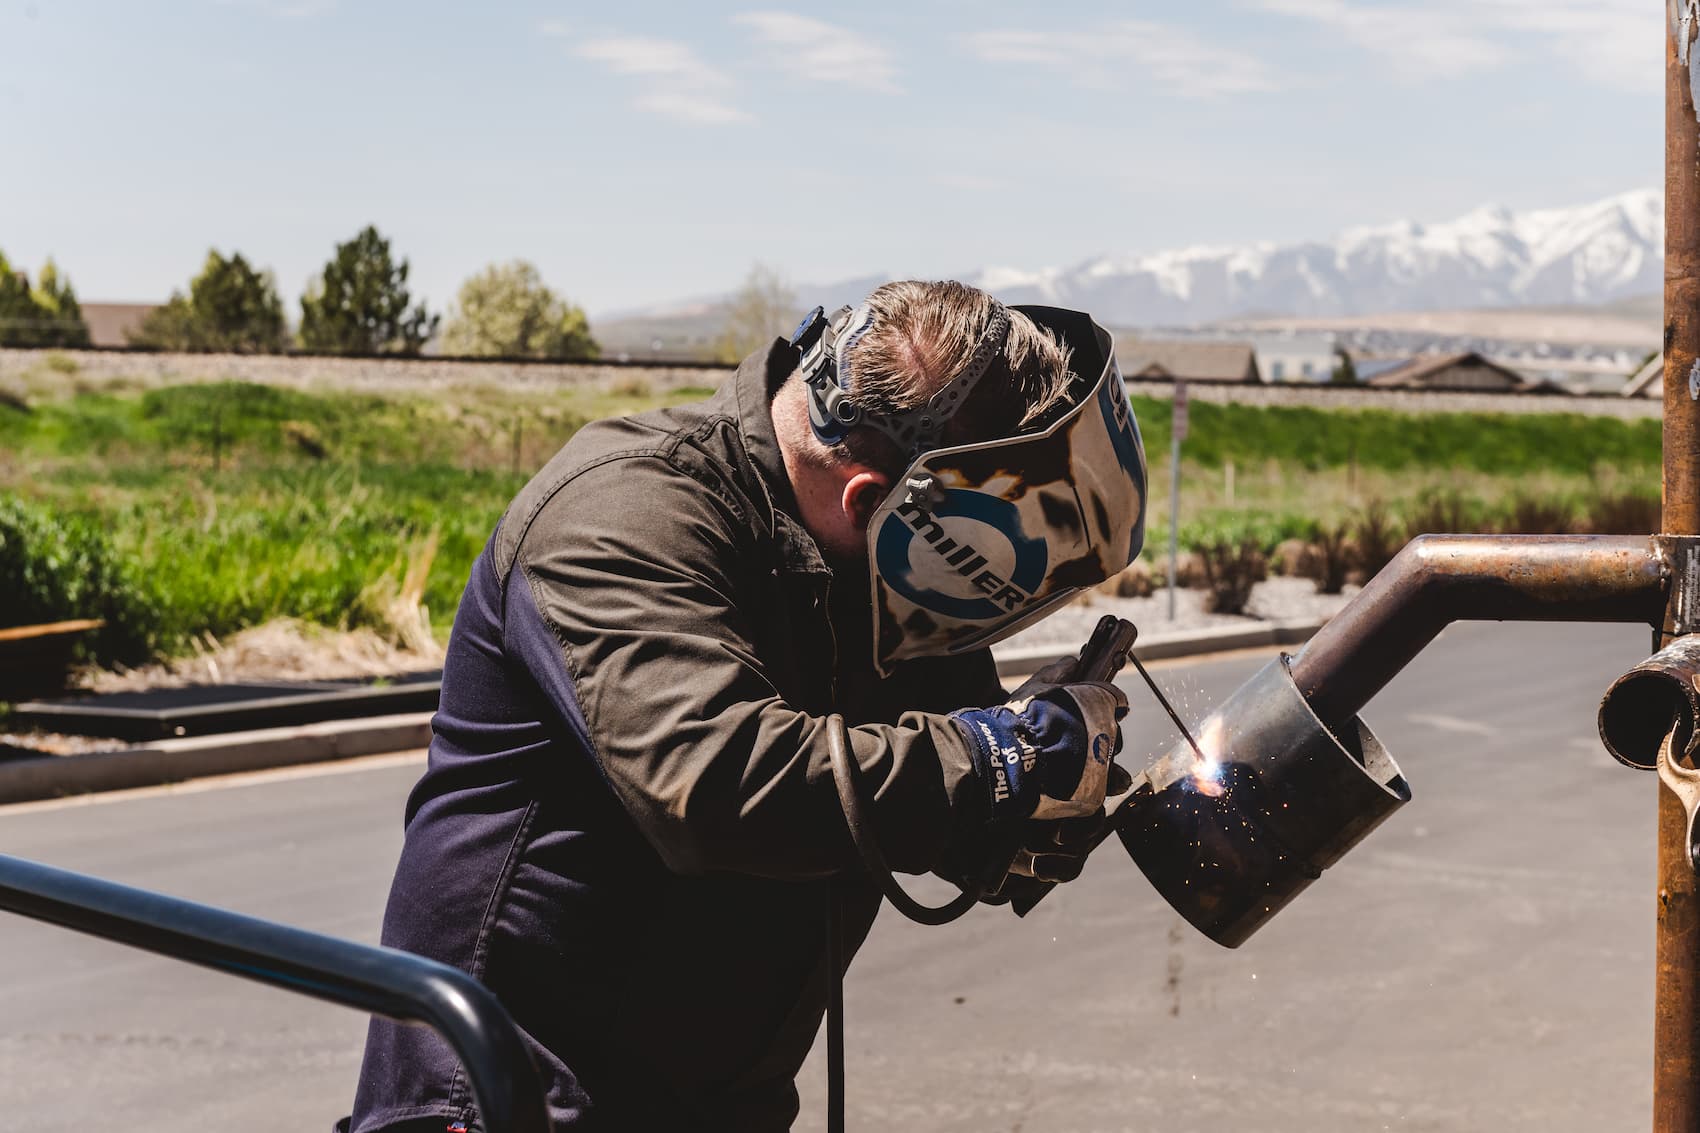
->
xmin=1290 ymin=534 xmax=1667 ymax=729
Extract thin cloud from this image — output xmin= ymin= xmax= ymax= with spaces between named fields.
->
xmin=733 ymin=11 xmax=901 ymax=94
xmin=1479 ymin=0 xmax=1651 ymax=94
xmin=214 ymin=0 xmax=336 ymax=17
xmin=636 ymin=91 xmax=752 ymax=125
xmin=1253 ymin=0 xmax=1503 ymax=78
xmin=1252 ymin=0 xmax=1651 ymax=92
xmin=575 ymin=37 xmax=729 ymax=88
xmin=573 ymin=35 xmax=750 ymax=125
xmin=538 ymin=19 xmax=570 ymax=39
xmin=965 ymin=21 xmax=1283 ymax=99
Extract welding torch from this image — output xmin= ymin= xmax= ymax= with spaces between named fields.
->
xmin=992 ymin=613 xmax=1210 ymax=916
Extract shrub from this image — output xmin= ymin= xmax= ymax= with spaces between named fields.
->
xmin=1405 ymin=488 xmax=1482 ymax=536
xmin=0 ymin=495 xmax=156 ymax=665
xmin=1501 ymin=494 xmax=1575 ymax=534
xmin=1197 ymin=537 xmax=1268 ymax=615
xmin=1306 ymin=521 xmax=1355 ymax=595
xmin=1176 ymin=511 xmax=1312 ymax=559
xmin=1270 ymin=538 xmax=1314 ymax=578
xmin=1099 ymin=559 xmax=1155 ymax=598
xmin=1586 ymin=487 xmax=1662 ymax=534
xmin=1352 ymin=500 xmax=1403 ymax=583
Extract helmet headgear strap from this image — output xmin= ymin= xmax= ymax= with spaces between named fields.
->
xmin=795 ymin=300 xmax=1012 ymax=459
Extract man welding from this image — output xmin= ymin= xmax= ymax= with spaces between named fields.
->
xmin=343 ymin=279 xmax=1149 ymax=1132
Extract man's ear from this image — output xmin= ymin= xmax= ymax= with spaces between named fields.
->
xmin=841 ymin=470 xmax=891 ymax=532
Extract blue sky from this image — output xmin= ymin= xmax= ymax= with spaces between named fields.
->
xmin=0 ymin=0 xmax=1660 ymax=315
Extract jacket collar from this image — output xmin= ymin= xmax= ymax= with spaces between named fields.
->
xmin=728 ymin=340 xmax=830 ymax=576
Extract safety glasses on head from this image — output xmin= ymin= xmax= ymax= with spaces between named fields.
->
xmin=791 ymin=301 xmax=1148 ymax=675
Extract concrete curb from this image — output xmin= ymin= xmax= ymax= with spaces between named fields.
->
xmin=992 ymin=616 xmax=1327 ymax=677
xmin=0 ymin=712 xmax=433 ymax=804
xmin=0 ymin=617 xmax=1328 ymax=804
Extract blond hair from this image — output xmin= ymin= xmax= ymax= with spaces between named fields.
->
xmin=830 ymin=280 xmax=1075 ymax=473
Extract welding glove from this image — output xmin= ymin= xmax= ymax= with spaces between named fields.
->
xmin=950 ymin=677 xmax=1128 ymax=824
xmin=1006 ymin=764 xmax=1137 ymax=883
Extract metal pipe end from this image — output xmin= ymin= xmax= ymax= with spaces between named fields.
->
xmin=1598 ymin=636 xmax=1700 ymax=769
xmin=1115 ymin=655 xmax=1408 ymax=948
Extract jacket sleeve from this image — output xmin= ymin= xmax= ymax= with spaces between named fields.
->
xmin=503 ymin=454 xmax=991 ymax=880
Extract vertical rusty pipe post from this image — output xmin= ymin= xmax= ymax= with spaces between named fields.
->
xmin=1658 ymin=5 xmax=1700 ymax=1129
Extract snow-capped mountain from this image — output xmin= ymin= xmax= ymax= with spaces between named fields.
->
xmin=965 ymin=189 xmax=1663 ymax=325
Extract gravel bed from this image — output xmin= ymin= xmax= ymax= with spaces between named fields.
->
xmin=0 ymin=731 xmax=138 ymax=758
xmin=999 ymin=577 xmax=1356 ymax=653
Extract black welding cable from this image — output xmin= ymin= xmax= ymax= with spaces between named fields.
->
xmin=826 ymin=882 xmax=845 ymax=1133
xmin=825 ymin=714 xmax=980 ymax=1133
xmin=821 ymin=619 xmax=1150 ymax=1126
xmin=826 ymin=714 xmax=981 ymax=926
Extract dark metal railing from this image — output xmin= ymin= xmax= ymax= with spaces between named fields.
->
xmin=0 ymin=852 xmax=551 ymax=1133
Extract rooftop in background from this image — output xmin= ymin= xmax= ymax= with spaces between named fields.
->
xmin=1622 ymin=353 xmax=1663 ymax=397
xmin=80 ymin=303 xmax=158 ymax=348
xmin=1116 ymin=338 xmax=1260 ymax=383
xmin=1364 ymin=351 xmax=1562 ymax=394
xmin=1228 ymin=299 xmax=1659 ymax=351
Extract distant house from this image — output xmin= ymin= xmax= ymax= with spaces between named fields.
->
xmin=1246 ymin=331 xmax=1337 ymax=382
xmin=1352 ymin=357 xmax=1410 ymax=383
xmin=1119 ymin=339 xmax=1261 ymax=383
xmin=80 ymin=303 xmax=159 ymax=348
xmin=1364 ymin=351 xmax=1557 ymax=393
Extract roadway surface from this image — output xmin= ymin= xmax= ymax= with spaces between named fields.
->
xmin=0 ymin=621 xmax=1660 ymax=1132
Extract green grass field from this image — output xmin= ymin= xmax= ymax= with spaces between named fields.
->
xmin=0 ymin=361 xmax=1665 ymax=668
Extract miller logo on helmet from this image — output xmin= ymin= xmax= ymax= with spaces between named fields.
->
xmin=874 ymin=491 xmax=1048 ymax=622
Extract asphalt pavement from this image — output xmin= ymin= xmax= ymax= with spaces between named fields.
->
xmin=0 ymin=621 xmax=1661 ymax=1132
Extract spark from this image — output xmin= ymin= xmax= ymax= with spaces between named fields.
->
xmin=1190 ymin=714 xmax=1227 ymax=797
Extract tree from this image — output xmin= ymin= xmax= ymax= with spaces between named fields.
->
xmin=298 ymin=225 xmax=437 ymax=356
xmin=712 ymin=263 xmax=798 ymax=364
xmin=1330 ymin=346 xmax=1359 ymax=385
xmin=439 ymin=260 xmax=599 ymax=360
xmin=129 ymin=250 xmax=286 ymax=353
xmin=30 ymin=260 xmax=91 ymax=347
xmin=0 ymin=253 xmax=39 ymax=346
xmin=0 ymin=251 xmax=91 ymax=348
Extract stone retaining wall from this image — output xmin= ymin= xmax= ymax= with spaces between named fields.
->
xmin=0 ymin=347 xmax=1663 ymax=418
xmin=0 ymin=348 xmax=727 ymax=395
xmin=1123 ymin=376 xmax=1661 ymax=419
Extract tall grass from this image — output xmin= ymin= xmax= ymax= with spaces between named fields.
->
xmin=0 ymin=376 xmax=1669 ymax=666
xmin=1129 ymin=394 xmax=1660 ymax=475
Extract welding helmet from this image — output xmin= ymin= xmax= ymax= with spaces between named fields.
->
xmin=791 ymin=299 xmax=1147 ymax=675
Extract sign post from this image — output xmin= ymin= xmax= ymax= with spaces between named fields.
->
xmin=1167 ymin=381 xmax=1187 ymax=621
